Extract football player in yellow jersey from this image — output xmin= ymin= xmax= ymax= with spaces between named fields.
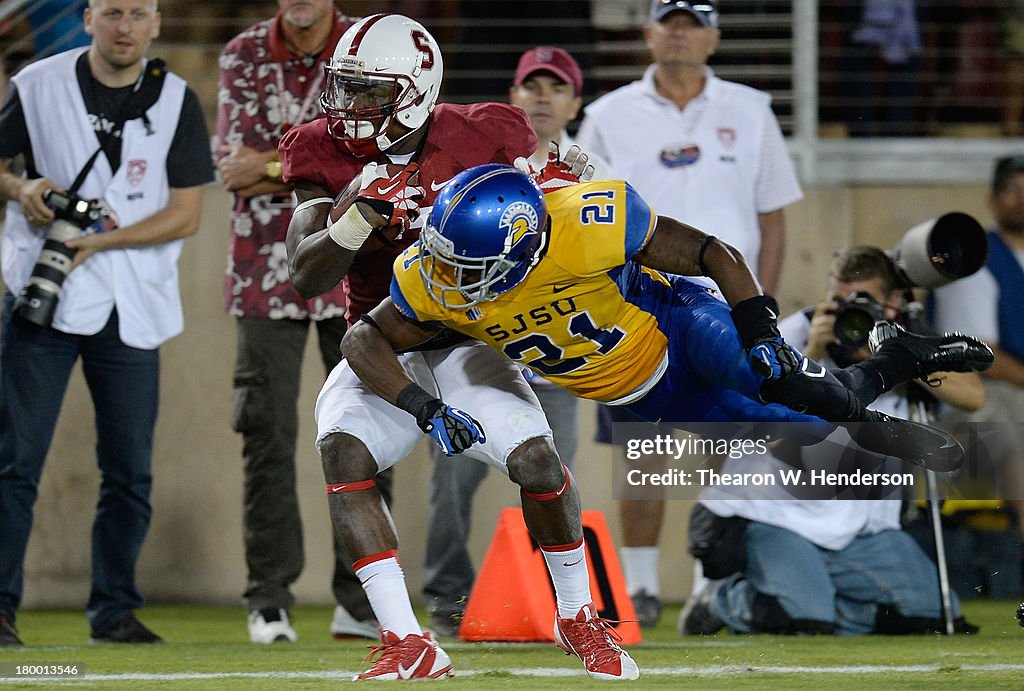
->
xmin=345 ymin=164 xmax=992 ymax=474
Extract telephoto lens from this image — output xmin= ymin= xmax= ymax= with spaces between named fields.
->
xmin=13 ymin=189 xmax=98 ymax=327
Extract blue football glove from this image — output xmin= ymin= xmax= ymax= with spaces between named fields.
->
xmin=749 ymin=337 xmax=803 ymax=381
xmin=418 ymin=401 xmax=486 ymax=456
xmin=395 ymin=383 xmax=486 ymax=455
xmin=731 ymin=295 xmax=802 ymax=381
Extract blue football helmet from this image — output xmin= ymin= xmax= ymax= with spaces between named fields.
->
xmin=419 ymin=164 xmax=548 ymax=308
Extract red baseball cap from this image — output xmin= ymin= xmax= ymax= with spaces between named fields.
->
xmin=514 ymin=46 xmax=583 ymax=95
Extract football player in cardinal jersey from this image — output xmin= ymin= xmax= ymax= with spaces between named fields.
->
xmin=280 ymin=14 xmax=639 ymax=681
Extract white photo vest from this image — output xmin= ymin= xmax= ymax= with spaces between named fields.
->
xmin=3 ymin=48 xmax=188 ymax=348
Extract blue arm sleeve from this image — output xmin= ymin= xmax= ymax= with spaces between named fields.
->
xmin=622 ymin=182 xmax=656 ymax=261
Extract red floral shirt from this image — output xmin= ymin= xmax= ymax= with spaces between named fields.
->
xmin=215 ymin=10 xmax=354 ymax=320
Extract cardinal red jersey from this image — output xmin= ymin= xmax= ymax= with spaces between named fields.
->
xmin=280 ymin=102 xmax=537 ymax=324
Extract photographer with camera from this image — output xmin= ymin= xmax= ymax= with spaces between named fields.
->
xmin=679 ymin=246 xmax=984 ymax=637
xmin=0 ymin=0 xmax=213 ymax=648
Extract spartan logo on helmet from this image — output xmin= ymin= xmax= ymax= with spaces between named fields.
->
xmin=499 ymin=201 xmax=540 ymax=254
xmin=419 ymin=165 xmax=548 ymax=309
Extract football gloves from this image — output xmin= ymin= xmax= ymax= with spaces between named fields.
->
xmin=415 ymin=399 xmax=487 ymax=456
xmin=396 ymin=382 xmax=486 ymax=456
xmin=749 ymin=338 xmax=804 ymax=381
xmin=731 ymin=295 xmax=803 ymax=381
xmin=357 ymin=161 xmax=425 ymax=236
xmin=514 ymin=141 xmax=595 ymax=193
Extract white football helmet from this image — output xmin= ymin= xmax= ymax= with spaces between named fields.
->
xmin=321 ymin=14 xmax=443 ymax=157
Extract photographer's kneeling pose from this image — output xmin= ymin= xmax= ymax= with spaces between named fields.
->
xmin=683 ymin=246 xmax=985 ymax=637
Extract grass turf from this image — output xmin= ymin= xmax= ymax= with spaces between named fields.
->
xmin=0 ymin=600 xmax=1022 ymax=688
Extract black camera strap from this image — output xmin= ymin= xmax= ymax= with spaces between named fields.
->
xmin=67 ymin=59 xmax=168 ymax=197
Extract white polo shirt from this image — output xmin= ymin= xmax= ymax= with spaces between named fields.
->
xmin=577 ymin=65 xmax=802 ymax=269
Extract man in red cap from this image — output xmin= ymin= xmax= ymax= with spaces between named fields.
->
xmin=509 ymin=46 xmax=614 ymax=177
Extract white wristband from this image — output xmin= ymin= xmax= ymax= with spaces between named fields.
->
xmin=327 ymin=204 xmax=375 ymax=250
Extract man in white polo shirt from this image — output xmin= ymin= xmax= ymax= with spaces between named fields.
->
xmin=576 ymin=0 xmax=803 ymax=626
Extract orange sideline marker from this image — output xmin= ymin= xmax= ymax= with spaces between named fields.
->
xmin=459 ymin=508 xmax=642 ymax=644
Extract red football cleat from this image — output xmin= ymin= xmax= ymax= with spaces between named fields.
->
xmin=355 ymin=630 xmax=453 ymax=681
xmin=554 ymin=603 xmax=640 ymax=680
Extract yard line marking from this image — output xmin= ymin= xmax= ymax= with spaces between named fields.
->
xmin=443 ymin=640 xmax=751 ymax=650
xmin=3 ymin=663 xmax=1024 ymax=682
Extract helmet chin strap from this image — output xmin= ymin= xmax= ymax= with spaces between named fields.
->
xmin=375 ymin=119 xmax=420 ymax=154
xmin=341 ymin=116 xmax=413 ymax=158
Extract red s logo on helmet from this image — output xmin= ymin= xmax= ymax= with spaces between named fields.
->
xmin=412 ymin=30 xmax=435 ymax=72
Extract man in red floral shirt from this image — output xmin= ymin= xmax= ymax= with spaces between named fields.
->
xmin=214 ymin=0 xmax=386 ymax=645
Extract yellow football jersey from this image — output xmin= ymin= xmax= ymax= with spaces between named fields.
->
xmin=392 ymin=180 xmax=671 ymax=402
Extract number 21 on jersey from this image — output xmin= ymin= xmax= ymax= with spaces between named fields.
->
xmin=580 ymin=190 xmax=615 ymax=225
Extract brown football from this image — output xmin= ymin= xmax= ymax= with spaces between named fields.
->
xmin=329 ymin=165 xmax=407 ymax=255
xmin=328 ymin=174 xmax=363 ymax=224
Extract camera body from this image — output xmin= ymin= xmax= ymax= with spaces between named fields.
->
xmin=13 ymin=189 xmax=102 ymax=327
xmin=824 ymin=212 xmax=986 ymax=364
xmin=832 ymin=291 xmax=888 ymax=350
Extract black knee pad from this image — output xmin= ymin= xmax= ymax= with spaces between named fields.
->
xmin=321 ymin=432 xmax=378 ymax=481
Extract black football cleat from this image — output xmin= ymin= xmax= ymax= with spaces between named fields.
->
xmin=868 ymin=321 xmax=994 ymax=379
xmin=630 ymin=589 xmax=662 ymax=629
xmin=842 ymin=411 xmax=964 ymax=472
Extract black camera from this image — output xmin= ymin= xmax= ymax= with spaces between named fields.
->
xmin=832 ymin=291 xmax=888 ymax=350
xmin=13 ymin=189 xmax=102 ymax=327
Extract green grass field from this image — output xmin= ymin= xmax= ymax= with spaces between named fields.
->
xmin=0 ymin=600 xmax=1022 ymax=688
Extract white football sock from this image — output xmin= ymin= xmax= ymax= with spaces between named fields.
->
xmin=540 ymin=540 xmax=592 ymax=618
xmin=355 ymin=554 xmax=422 ymax=638
xmin=620 ymin=546 xmax=660 ymax=597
